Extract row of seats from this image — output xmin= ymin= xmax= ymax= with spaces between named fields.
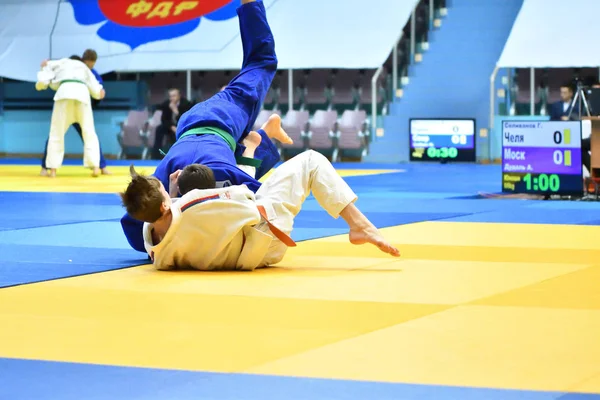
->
xmin=116 ymin=109 xmax=161 ymax=160
xmin=116 ymin=108 xmax=368 ymax=161
xmin=253 ymin=109 xmax=369 ymax=161
xmin=140 ymin=69 xmax=383 ymax=110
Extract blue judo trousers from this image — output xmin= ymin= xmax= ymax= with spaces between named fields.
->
xmin=121 ymin=0 xmax=281 ymax=253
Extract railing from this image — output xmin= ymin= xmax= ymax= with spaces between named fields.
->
xmin=0 ymin=81 xmax=147 ymax=113
xmin=371 ymin=0 xmax=444 ymax=140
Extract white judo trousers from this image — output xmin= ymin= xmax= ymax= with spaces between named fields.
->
xmin=255 ymin=150 xmax=358 ymax=266
xmin=46 ymin=98 xmax=100 ymax=169
xmin=36 ymin=58 xmax=103 ymax=169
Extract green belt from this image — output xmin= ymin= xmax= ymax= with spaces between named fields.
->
xmin=179 ymin=127 xmax=236 ymax=152
xmin=60 ymin=79 xmax=85 ymax=85
xmin=178 ymin=126 xmax=262 ymax=168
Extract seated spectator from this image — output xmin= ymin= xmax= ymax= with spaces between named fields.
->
xmin=550 ymin=83 xmax=578 ymax=121
xmin=151 ymin=88 xmax=192 ymax=159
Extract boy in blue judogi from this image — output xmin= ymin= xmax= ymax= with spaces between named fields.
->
xmin=121 ymin=0 xmax=292 ymax=253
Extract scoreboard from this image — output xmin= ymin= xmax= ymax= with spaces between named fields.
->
xmin=501 ymin=121 xmax=583 ymax=195
xmin=409 ymin=119 xmax=476 ymax=162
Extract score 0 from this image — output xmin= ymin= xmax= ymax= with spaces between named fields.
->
xmin=552 ymin=130 xmax=572 ymax=167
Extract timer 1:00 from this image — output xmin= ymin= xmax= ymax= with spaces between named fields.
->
xmin=523 ymin=173 xmax=560 ymax=192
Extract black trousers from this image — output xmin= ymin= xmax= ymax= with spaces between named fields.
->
xmin=151 ymin=123 xmax=176 ymax=159
xmin=582 ymin=137 xmax=591 ymax=173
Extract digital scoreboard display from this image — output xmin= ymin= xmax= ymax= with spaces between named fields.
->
xmin=409 ymin=119 xmax=476 ymax=162
xmin=502 ymin=121 xmax=583 ymax=195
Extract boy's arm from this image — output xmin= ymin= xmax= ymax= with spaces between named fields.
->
xmin=121 ymin=213 xmax=146 ymax=253
xmin=169 ymin=170 xmax=182 ymax=198
xmin=35 ymin=60 xmax=61 ymax=91
xmin=84 ymin=67 xmax=105 ymax=100
xmin=91 ymin=68 xmax=104 ymax=85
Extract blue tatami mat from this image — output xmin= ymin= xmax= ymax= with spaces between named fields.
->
xmin=0 ymin=191 xmax=119 ymax=205
xmin=0 ymin=358 xmax=595 ymax=400
xmin=445 ymin=206 xmax=600 ymax=225
xmin=343 ymin=164 xmax=501 ymax=194
xmin=0 ymin=192 xmax=123 ymax=230
xmin=0 ymin=244 xmax=146 ymax=288
xmin=3 ymin=162 xmax=598 ymax=288
xmin=0 ymin=221 xmax=138 ymax=249
xmin=0 ymin=205 xmax=465 ymax=287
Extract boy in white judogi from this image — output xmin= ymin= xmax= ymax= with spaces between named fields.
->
xmin=36 ymin=57 xmax=105 ymax=177
xmin=120 ymin=150 xmax=400 ymax=271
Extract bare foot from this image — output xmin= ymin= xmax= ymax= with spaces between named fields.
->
xmin=101 ymin=168 xmax=111 ymax=175
xmin=49 ymin=169 xmax=57 ymax=178
xmin=261 ymin=114 xmax=293 ymax=144
xmin=242 ymin=131 xmax=262 ymax=152
xmin=40 ymin=168 xmax=49 ymax=177
xmin=349 ymin=226 xmax=400 ymax=257
xmin=91 ymin=167 xmax=100 ymax=177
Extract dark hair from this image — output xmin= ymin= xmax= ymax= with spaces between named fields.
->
xmin=69 ymin=55 xmax=82 ymax=61
xmin=120 ymin=165 xmax=164 ymax=223
xmin=561 ymin=82 xmax=574 ymax=91
xmin=82 ymin=49 xmax=98 ymax=62
xmin=177 ymin=164 xmax=216 ymax=195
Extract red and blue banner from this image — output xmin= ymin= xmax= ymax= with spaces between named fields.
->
xmin=70 ymin=0 xmax=241 ymax=49
xmin=0 ymin=0 xmax=413 ymax=82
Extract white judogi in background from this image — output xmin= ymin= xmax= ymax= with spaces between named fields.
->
xmin=36 ymin=58 xmax=104 ymax=171
xmin=143 ymin=150 xmax=357 ymax=271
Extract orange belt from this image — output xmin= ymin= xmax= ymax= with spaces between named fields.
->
xmin=257 ymin=205 xmax=296 ymax=247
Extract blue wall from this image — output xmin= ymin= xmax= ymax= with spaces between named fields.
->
xmin=367 ymin=0 xmax=523 ymax=163
xmin=0 ymin=80 xmax=146 ymax=157
xmin=0 ymin=110 xmax=128 ymax=156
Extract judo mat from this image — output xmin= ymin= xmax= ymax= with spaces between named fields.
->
xmin=1 ymin=159 xmax=600 ymax=399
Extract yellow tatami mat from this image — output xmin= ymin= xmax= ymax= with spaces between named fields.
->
xmin=0 ymin=221 xmax=599 ymax=393
xmin=0 ymin=164 xmax=400 ymax=193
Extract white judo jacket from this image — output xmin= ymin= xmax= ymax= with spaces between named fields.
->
xmin=143 ymin=185 xmax=276 ymax=271
xmin=36 ymin=58 xmax=103 ymax=105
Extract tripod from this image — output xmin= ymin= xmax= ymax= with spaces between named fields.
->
xmin=568 ymin=81 xmax=592 ymax=119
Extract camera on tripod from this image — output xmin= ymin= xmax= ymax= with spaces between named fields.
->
xmin=568 ymin=77 xmax=593 ymax=119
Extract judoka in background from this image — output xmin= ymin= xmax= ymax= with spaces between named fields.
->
xmin=36 ymin=56 xmax=105 ymax=177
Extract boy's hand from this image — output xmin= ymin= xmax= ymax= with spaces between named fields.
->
xmin=169 ymin=169 xmax=182 ymax=198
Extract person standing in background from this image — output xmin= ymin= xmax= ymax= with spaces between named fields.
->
xmin=40 ymin=49 xmax=111 ymax=176
xmin=36 ymin=53 xmax=105 ymax=177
